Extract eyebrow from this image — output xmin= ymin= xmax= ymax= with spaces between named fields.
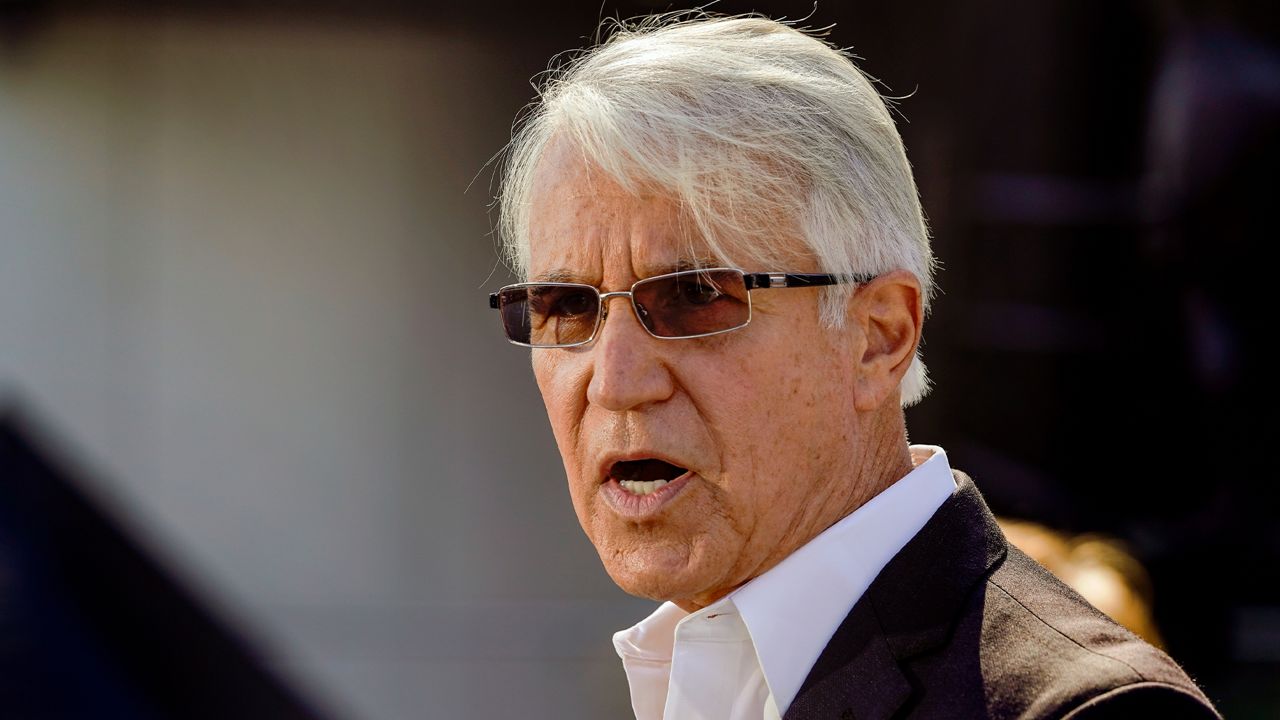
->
xmin=669 ymin=257 xmax=722 ymax=273
xmin=531 ymin=269 xmax=585 ymax=283
xmin=531 ymin=257 xmax=723 ymax=285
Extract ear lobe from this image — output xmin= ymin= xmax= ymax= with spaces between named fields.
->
xmin=849 ymin=270 xmax=923 ymax=411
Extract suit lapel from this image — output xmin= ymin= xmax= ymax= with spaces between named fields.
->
xmin=782 ymin=602 xmax=911 ymax=720
xmin=784 ymin=470 xmax=1007 ymax=720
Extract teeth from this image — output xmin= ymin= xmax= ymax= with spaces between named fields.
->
xmin=618 ymin=478 xmax=670 ymax=496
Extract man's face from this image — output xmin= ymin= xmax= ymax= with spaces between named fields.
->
xmin=527 ymin=144 xmax=864 ymax=609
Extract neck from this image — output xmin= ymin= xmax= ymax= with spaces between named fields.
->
xmin=824 ymin=410 xmax=915 ymax=532
xmin=673 ymin=407 xmax=915 ymax=613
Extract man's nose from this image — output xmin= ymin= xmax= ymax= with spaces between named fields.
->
xmin=586 ymin=293 xmax=675 ymax=412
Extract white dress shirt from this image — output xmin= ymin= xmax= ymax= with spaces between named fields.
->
xmin=612 ymin=445 xmax=957 ymax=720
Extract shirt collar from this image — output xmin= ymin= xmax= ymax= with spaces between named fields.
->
xmin=612 ymin=600 xmax=686 ymax=663
xmin=731 ymin=444 xmax=956 ymax=714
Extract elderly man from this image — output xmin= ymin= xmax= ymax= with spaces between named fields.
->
xmin=487 ymin=15 xmax=1220 ymax=720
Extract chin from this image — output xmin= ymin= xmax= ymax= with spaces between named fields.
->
xmin=599 ymin=542 xmax=718 ymax=604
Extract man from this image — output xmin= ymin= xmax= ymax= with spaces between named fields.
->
xmin=487 ymin=15 xmax=1220 ymax=720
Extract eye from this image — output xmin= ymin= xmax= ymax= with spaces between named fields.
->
xmin=548 ymin=288 xmax=596 ymax=317
xmin=678 ymin=277 xmax=724 ymax=306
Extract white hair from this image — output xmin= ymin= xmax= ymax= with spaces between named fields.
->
xmin=498 ymin=14 xmax=937 ymax=406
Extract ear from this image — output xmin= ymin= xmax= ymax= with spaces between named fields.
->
xmin=848 ymin=269 xmax=923 ymax=411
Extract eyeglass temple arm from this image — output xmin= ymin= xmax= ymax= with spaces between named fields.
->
xmin=488 ymin=293 xmax=500 ymax=309
xmin=741 ymin=272 xmax=877 ymax=290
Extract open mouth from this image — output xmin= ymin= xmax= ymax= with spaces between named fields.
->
xmin=608 ymin=459 xmax=688 ymax=496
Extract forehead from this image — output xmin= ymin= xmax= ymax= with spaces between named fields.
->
xmin=525 ymin=140 xmax=719 ymax=283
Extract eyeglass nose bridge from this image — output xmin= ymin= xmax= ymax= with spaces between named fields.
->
xmin=595 ymin=290 xmax=650 ymax=336
xmin=597 ymin=290 xmax=633 ymax=306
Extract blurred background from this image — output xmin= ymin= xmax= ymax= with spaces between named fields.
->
xmin=1 ymin=0 xmax=1276 ymax=718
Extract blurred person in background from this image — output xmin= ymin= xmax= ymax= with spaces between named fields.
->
xmin=999 ymin=518 xmax=1166 ymax=648
xmin=486 ymin=13 xmax=1222 ymax=719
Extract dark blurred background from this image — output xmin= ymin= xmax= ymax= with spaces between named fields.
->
xmin=1 ymin=0 xmax=1276 ymax=718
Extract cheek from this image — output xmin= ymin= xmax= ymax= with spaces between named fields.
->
xmin=711 ymin=344 xmax=852 ymax=502
xmin=703 ymin=343 xmax=836 ymax=438
xmin=532 ymin=355 xmax=596 ymax=519
xmin=533 ymin=355 xmax=586 ymax=439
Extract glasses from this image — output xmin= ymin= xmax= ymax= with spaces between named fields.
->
xmin=488 ymin=268 xmax=875 ymax=348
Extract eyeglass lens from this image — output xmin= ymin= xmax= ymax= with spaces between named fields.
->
xmin=497 ymin=269 xmax=751 ymax=346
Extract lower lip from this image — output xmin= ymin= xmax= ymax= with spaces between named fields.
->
xmin=601 ymin=471 xmax=695 ymax=519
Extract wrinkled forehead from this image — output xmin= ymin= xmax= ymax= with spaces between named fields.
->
xmin=525 ymin=138 xmax=809 ymax=283
xmin=525 ymin=143 xmax=726 ymax=283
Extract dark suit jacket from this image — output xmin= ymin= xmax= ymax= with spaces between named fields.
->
xmin=784 ymin=470 xmax=1220 ymax=720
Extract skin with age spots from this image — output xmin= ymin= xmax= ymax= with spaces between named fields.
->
xmin=529 ymin=140 xmax=925 ymax=612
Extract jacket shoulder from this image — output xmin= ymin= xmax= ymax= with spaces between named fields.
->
xmin=972 ymin=545 xmax=1219 ymax=719
xmin=787 ymin=471 xmax=1221 ymax=720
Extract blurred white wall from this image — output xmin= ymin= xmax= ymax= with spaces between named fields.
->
xmin=0 ymin=13 xmax=652 ymax=719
